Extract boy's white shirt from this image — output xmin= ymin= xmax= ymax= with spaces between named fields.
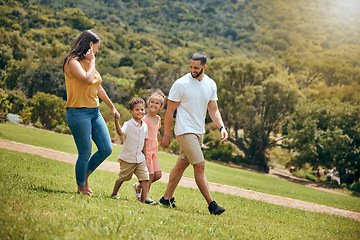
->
xmin=168 ymin=73 xmax=218 ymax=136
xmin=118 ymin=118 xmax=148 ymax=163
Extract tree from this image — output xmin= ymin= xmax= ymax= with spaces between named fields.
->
xmin=18 ymin=63 xmax=66 ymax=99
xmin=283 ymin=99 xmax=360 ymax=184
xmin=207 ymin=57 xmax=301 ymax=171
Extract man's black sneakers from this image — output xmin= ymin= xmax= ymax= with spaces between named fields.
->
xmin=208 ymin=201 xmax=225 ymax=215
xmin=159 ymin=196 xmax=177 ymax=208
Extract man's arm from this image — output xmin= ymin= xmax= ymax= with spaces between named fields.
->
xmin=208 ymin=100 xmax=228 ymax=143
xmin=160 ymin=100 xmax=179 ymax=148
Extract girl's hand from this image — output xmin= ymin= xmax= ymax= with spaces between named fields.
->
xmin=85 ymin=47 xmax=95 ymax=61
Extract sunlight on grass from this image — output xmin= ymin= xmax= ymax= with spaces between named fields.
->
xmin=0 ymin=149 xmax=359 ymax=239
xmin=1 ymin=122 xmax=360 ymax=212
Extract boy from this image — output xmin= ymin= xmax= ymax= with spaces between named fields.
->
xmin=111 ymin=97 xmax=157 ymax=205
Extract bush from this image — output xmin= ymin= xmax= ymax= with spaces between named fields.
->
xmin=293 ymin=169 xmax=317 ymax=182
xmin=350 ymin=182 xmax=360 ymax=193
xmin=203 ymin=142 xmax=233 ymax=162
xmin=28 ymin=92 xmax=66 ymax=130
xmin=0 ymin=89 xmax=11 ymax=123
xmin=329 ymin=180 xmax=340 ymax=188
xmin=167 ymin=139 xmax=180 ymax=154
xmin=54 ymin=124 xmax=71 ymax=134
xmin=3 ymin=89 xmax=28 ymax=114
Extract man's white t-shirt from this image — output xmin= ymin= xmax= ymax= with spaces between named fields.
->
xmin=168 ymin=73 xmax=218 ymax=136
xmin=118 ymin=118 xmax=148 ymax=163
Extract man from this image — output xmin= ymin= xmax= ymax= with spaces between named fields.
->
xmin=160 ymin=53 xmax=228 ymax=215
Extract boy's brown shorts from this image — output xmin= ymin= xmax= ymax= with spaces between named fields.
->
xmin=117 ymin=159 xmax=149 ymax=182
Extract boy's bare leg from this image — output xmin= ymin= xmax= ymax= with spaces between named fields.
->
xmin=163 ymin=158 xmax=189 ymax=200
xmin=112 ymin=179 xmax=123 ymax=196
xmin=193 ymin=161 xmax=213 ymax=205
xmin=140 ymin=180 xmax=150 ymax=202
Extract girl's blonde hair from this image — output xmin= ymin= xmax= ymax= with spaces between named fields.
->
xmin=148 ymin=89 xmax=165 ymax=107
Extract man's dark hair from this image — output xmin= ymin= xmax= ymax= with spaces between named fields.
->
xmin=128 ymin=97 xmax=145 ymax=110
xmin=190 ymin=53 xmax=207 ymax=65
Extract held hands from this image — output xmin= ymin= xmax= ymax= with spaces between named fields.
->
xmin=113 ymin=109 xmax=120 ymax=121
xmin=160 ymin=134 xmax=171 ymax=149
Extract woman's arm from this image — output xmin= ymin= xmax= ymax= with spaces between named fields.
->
xmin=98 ymin=85 xmax=120 ymax=120
xmin=65 ymin=47 xmax=96 ymax=85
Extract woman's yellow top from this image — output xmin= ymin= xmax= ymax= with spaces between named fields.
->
xmin=65 ymin=60 xmax=101 ymax=108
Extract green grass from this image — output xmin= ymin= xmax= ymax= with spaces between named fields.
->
xmin=1 ymin=122 xmax=360 ymax=213
xmin=1 ymin=148 xmax=359 ymax=239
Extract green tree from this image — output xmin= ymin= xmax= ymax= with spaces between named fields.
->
xmin=283 ymin=99 xmax=360 ymax=184
xmin=207 ymin=57 xmax=301 ymax=171
xmin=18 ymin=63 xmax=66 ymax=99
xmin=56 ymin=8 xmax=94 ymax=31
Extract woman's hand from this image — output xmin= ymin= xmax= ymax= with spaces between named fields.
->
xmin=85 ymin=47 xmax=95 ymax=61
xmin=113 ymin=108 xmax=120 ymax=120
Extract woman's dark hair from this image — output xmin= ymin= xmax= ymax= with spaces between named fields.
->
xmin=63 ymin=30 xmax=100 ymax=69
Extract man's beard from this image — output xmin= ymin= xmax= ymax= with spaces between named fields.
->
xmin=191 ymin=68 xmax=203 ymax=78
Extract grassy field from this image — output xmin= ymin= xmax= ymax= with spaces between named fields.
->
xmin=1 ymin=122 xmax=360 ymax=214
xmin=1 ymin=148 xmax=359 ymax=239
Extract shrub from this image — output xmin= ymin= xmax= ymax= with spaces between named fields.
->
xmin=28 ymin=92 xmax=66 ymax=130
xmin=329 ymin=180 xmax=340 ymax=188
xmin=167 ymin=139 xmax=180 ymax=154
xmin=54 ymin=124 xmax=71 ymax=134
xmin=3 ymin=89 xmax=28 ymax=114
xmin=293 ymin=169 xmax=317 ymax=182
xmin=0 ymin=89 xmax=11 ymax=123
xmin=350 ymin=182 xmax=360 ymax=193
xmin=203 ymin=142 xmax=233 ymax=162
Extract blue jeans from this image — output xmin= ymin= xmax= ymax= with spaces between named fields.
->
xmin=66 ymin=107 xmax=112 ymax=186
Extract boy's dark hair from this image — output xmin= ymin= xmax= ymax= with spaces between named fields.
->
xmin=190 ymin=53 xmax=207 ymax=65
xmin=128 ymin=97 xmax=145 ymax=110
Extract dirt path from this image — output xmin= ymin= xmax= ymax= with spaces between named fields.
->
xmin=1 ymin=138 xmax=359 ymax=221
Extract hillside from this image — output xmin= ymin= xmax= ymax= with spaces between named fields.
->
xmin=1 ymin=0 xmax=360 ymax=95
xmin=1 ymin=0 xmax=360 ymax=176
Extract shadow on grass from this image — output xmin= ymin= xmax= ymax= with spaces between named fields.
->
xmin=29 ymin=185 xmax=71 ymax=194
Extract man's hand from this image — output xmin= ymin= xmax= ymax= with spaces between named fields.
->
xmin=220 ymin=128 xmax=228 ymax=143
xmin=160 ymin=134 xmax=171 ymax=148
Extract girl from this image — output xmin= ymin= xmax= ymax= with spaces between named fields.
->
xmin=63 ymin=30 xmax=120 ymax=196
xmin=133 ymin=89 xmax=165 ymax=200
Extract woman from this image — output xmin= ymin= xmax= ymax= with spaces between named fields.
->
xmin=63 ymin=30 xmax=120 ymax=196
